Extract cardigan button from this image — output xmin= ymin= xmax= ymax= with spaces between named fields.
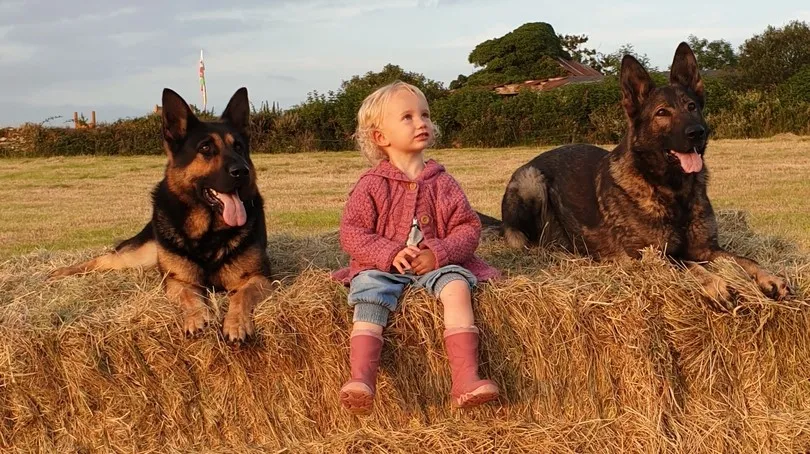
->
xmin=420 ymin=215 xmax=430 ymax=225
xmin=408 ymin=182 xmax=417 ymax=191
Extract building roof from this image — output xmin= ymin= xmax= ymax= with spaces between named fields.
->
xmin=555 ymin=57 xmax=603 ymax=77
xmin=492 ymin=58 xmax=603 ymax=95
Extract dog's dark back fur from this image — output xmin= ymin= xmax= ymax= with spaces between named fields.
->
xmin=497 ymin=42 xmax=711 ymax=260
xmin=489 ymin=42 xmax=790 ymax=302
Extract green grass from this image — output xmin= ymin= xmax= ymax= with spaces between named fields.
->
xmin=272 ymin=209 xmax=343 ymax=232
xmin=0 ymin=137 xmax=809 ymax=258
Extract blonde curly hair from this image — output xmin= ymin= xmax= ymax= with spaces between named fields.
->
xmin=354 ymin=81 xmax=439 ymax=164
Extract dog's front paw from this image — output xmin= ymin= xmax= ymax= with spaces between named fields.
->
xmin=183 ymin=303 xmax=212 ymax=336
xmin=701 ymin=273 xmax=738 ymax=311
xmin=48 ymin=266 xmax=79 ymax=281
xmin=756 ymin=271 xmax=791 ymax=301
xmin=222 ymin=308 xmax=254 ymax=343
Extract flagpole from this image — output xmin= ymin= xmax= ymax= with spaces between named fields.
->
xmin=199 ymin=49 xmax=207 ymax=112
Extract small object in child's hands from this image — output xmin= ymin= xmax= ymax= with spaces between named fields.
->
xmin=404 ymin=217 xmax=423 ymax=275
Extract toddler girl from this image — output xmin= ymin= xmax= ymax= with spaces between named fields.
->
xmin=332 ymin=81 xmax=501 ymax=415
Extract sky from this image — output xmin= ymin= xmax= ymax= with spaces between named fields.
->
xmin=0 ymin=0 xmax=808 ymax=127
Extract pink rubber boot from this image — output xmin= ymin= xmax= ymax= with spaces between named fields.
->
xmin=340 ymin=330 xmax=383 ymax=415
xmin=444 ymin=326 xmax=500 ymax=408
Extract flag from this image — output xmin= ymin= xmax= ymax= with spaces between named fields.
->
xmin=199 ymin=49 xmax=207 ymax=112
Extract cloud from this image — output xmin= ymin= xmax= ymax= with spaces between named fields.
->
xmin=0 ymin=41 xmax=36 ymax=64
xmin=434 ymin=0 xmax=489 ymax=5
xmin=1 ymin=0 xmax=805 ymax=127
xmin=436 ymin=24 xmax=513 ymax=50
xmin=609 ymin=26 xmax=758 ymax=42
xmin=177 ymin=0 xmax=418 ymax=24
xmin=0 ymin=1 xmax=137 ymax=27
xmin=109 ymin=31 xmax=162 ymax=47
xmin=65 ymin=6 xmax=139 ymax=24
xmin=0 ymin=2 xmax=269 ymax=98
xmin=0 ymin=0 xmax=24 ymax=13
xmin=266 ymin=73 xmax=301 ymax=83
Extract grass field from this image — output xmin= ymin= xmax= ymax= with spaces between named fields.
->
xmin=1 ymin=136 xmax=809 ymax=259
xmin=1 ymin=137 xmax=810 ymax=453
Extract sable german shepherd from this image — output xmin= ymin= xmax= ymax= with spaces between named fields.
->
xmin=482 ymin=42 xmax=790 ymax=306
xmin=50 ymin=87 xmax=271 ymax=341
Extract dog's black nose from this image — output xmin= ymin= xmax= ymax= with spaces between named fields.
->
xmin=686 ymin=125 xmax=706 ymax=141
xmin=229 ymin=165 xmax=250 ymax=179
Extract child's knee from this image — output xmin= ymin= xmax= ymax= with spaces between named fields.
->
xmin=347 ymin=271 xmax=407 ymax=322
xmin=431 ymin=271 xmax=473 ymax=300
xmin=437 ymin=277 xmax=471 ymax=301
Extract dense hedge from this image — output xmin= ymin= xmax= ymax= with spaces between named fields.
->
xmin=4 ymin=67 xmax=810 ymax=158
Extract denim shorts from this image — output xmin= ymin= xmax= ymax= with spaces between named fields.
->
xmin=347 ymin=265 xmax=478 ymax=327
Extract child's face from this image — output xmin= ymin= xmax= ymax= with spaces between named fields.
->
xmin=376 ymin=89 xmax=434 ymax=157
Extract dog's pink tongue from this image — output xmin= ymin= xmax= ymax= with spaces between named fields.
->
xmin=216 ymin=192 xmax=247 ymax=227
xmin=671 ymin=151 xmax=703 ymax=173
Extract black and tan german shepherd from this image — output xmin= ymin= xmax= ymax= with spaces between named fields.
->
xmin=482 ymin=42 xmax=790 ymax=306
xmin=50 ymin=87 xmax=271 ymax=341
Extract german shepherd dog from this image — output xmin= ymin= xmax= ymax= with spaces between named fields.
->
xmin=50 ymin=87 xmax=271 ymax=341
xmin=483 ymin=43 xmax=790 ymax=306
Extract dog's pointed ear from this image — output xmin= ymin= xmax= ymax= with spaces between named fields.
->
xmin=670 ymin=42 xmax=705 ymax=108
xmin=620 ymin=54 xmax=654 ymax=120
xmin=161 ymin=88 xmax=199 ymax=144
xmin=221 ymin=87 xmax=250 ymax=135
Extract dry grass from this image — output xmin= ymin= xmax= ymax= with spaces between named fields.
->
xmin=1 ymin=138 xmax=810 ymax=453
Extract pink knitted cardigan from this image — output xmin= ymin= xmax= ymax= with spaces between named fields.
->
xmin=332 ymin=159 xmax=501 ymax=284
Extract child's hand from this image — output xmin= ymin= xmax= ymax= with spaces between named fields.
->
xmin=411 ymin=249 xmax=436 ymax=275
xmin=392 ymin=246 xmax=421 ymax=274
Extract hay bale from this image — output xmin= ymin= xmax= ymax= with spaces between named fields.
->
xmin=0 ymin=211 xmax=808 ymax=453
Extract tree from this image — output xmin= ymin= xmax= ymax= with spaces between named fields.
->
xmin=455 ymin=22 xmax=569 ymax=88
xmin=738 ymin=20 xmax=810 ymax=88
xmin=325 ymin=64 xmax=447 ymax=142
xmin=778 ymin=64 xmax=810 ymax=103
xmin=558 ymin=33 xmax=599 ymax=68
xmin=336 ymin=64 xmax=446 ymax=102
xmin=686 ymin=35 xmax=738 ymax=70
xmin=449 ymin=74 xmax=468 ymax=90
xmin=594 ymin=44 xmax=654 ymax=76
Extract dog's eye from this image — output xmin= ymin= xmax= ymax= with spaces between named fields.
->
xmin=655 ymin=108 xmax=669 ymax=117
xmin=687 ymin=102 xmax=697 ymax=111
xmin=233 ymin=142 xmax=243 ymax=152
xmin=199 ymin=143 xmax=212 ymax=154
